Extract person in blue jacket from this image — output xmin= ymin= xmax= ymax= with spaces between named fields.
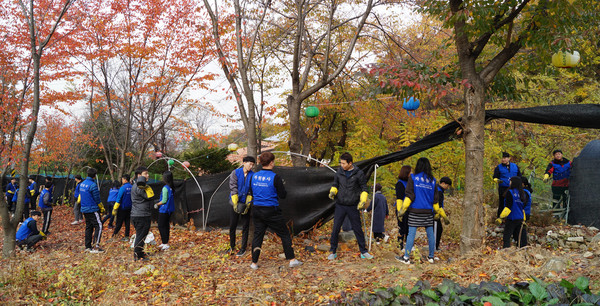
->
xmin=434 ymin=177 xmax=452 ymax=251
xmin=395 ymin=165 xmax=411 ymax=250
xmin=12 ymin=184 xmax=30 ymax=220
xmin=367 ymin=183 xmax=388 ymax=243
xmin=228 ymin=155 xmax=255 ymax=256
xmin=155 ymin=171 xmax=175 ymax=251
xmin=396 ymin=157 xmax=448 ymax=264
xmin=16 ymin=211 xmax=46 ymax=251
xmin=27 ymin=176 xmax=39 ymax=216
xmin=78 ymin=168 xmax=106 ymax=253
xmin=493 ymin=152 xmax=521 ymax=218
xmin=102 ymin=181 xmax=120 ymax=228
xmin=71 ymin=175 xmax=84 ymax=225
xmin=496 ymin=176 xmax=529 ymax=248
xmin=249 ymin=152 xmax=302 ymax=270
xmin=38 ymin=183 xmax=53 ymax=234
xmin=5 ymin=178 xmax=17 ymax=213
xmin=112 ymin=174 xmax=133 ymax=240
xmin=543 ymin=149 xmax=571 ymax=208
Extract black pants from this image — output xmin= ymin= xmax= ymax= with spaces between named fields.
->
xmin=84 ymin=212 xmax=103 ymax=249
xmin=7 ymin=197 xmax=14 ymax=212
xmin=397 ymin=211 xmax=409 ymax=246
xmin=23 ymin=202 xmax=31 ymax=219
xmin=132 ymin=216 xmax=151 ymax=258
xmin=158 ymin=212 xmax=171 ymax=245
xmin=551 ymin=186 xmax=568 ymax=208
xmin=101 ymin=202 xmax=115 ymax=226
xmin=113 ymin=209 xmax=131 ymax=237
xmin=434 ymin=219 xmax=443 ymax=250
xmin=41 ymin=208 xmax=53 ymax=233
xmin=503 ymin=219 xmax=527 ymax=248
xmin=374 ymin=232 xmax=385 ymax=241
xmin=497 ymin=186 xmax=509 ymax=217
xmin=229 ymin=205 xmax=250 ymax=250
xmin=30 ymin=197 xmax=37 ymax=212
xmin=17 ymin=234 xmax=43 ymax=249
xmin=251 ymin=206 xmax=295 ymax=263
xmin=330 ymin=204 xmax=367 ymax=254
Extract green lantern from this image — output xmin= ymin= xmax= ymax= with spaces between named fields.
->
xmin=305 ymin=106 xmax=319 ymax=118
xmin=167 ymin=159 xmax=175 ymax=166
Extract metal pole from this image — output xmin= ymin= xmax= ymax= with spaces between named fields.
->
xmin=368 ymin=164 xmax=379 ymax=251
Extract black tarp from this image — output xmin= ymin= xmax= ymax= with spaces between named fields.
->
xmin=568 ymin=140 xmax=600 ymax=227
xmin=4 ymin=104 xmax=600 ymax=232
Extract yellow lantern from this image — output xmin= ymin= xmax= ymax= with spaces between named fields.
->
xmin=552 ymin=51 xmax=580 ymax=68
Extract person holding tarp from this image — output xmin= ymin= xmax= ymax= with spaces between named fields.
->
xmin=249 ymin=152 xmax=302 ymax=270
xmin=544 ymin=149 xmax=571 ymax=208
xmin=492 ymin=152 xmax=521 ymax=218
xmin=496 ymin=176 xmax=529 ymax=248
xmin=395 ymin=165 xmax=411 ymax=250
xmin=328 ymin=152 xmax=373 ymax=260
xmin=396 ymin=157 xmax=448 ymax=264
xmin=228 ymin=156 xmax=255 ymax=256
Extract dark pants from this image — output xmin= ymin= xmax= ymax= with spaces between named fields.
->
xmin=551 ymin=186 xmax=568 ymax=208
xmin=30 ymin=198 xmax=37 ymax=212
xmin=17 ymin=234 xmax=43 ymax=249
xmin=251 ymin=206 xmax=295 ymax=263
xmin=397 ymin=211 xmax=409 ymax=246
xmin=101 ymin=202 xmax=115 ymax=226
xmin=503 ymin=219 xmax=527 ymax=248
xmin=229 ymin=205 xmax=250 ymax=250
xmin=330 ymin=204 xmax=367 ymax=254
xmin=41 ymin=208 xmax=53 ymax=233
xmin=374 ymin=232 xmax=385 ymax=241
xmin=434 ymin=219 xmax=443 ymax=250
xmin=7 ymin=198 xmax=14 ymax=212
xmin=113 ymin=209 xmax=131 ymax=237
xmin=342 ymin=216 xmax=353 ymax=231
xmin=132 ymin=216 xmax=151 ymax=258
xmin=23 ymin=202 xmax=31 ymax=219
xmin=497 ymin=186 xmax=509 ymax=217
xmin=158 ymin=213 xmax=171 ymax=245
xmin=84 ymin=212 xmax=103 ymax=249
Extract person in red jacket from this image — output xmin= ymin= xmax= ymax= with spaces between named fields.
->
xmin=544 ymin=149 xmax=571 ymax=208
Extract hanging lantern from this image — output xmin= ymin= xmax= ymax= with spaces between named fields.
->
xmin=305 ymin=106 xmax=320 ymax=118
xmin=182 ymin=161 xmax=190 ymax=168
xmin=228 ymin=143 xmax=239 ymax=152
xmin=155 ymin=152 xmax=163 ymax=158
xmin=402 ymin=96 xmax=420 ymax=117
xmin=552 ymin=51 xmax=580 ymax=68
xmin=167 ymin=159 xmax=175 ymax=166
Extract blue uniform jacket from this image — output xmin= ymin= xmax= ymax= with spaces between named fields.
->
xmin=79 ymin=177 xmax=101 ymax=213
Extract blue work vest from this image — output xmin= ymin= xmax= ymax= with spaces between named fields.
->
xmin=117 ymin=183 xmax=133 ymax=210
xmin=396 ymin=179 xmax=407 ymax=200
xmin=524 ymin=189 xmax=532 ymax=217
xmin=16 ymin=217 xmax=35 ymax=241
xmin=251 ymin=170 xmax=279 ymax=207
xmin=38 ymin=189 xmax=51 ymax=209
xmin=498 ymin=163 xmax=519 ymax=187
xmin=159 ymin=185 xmax=175 ymax=214
xmin=410 ymin=173 xmax=436 ymax=211
xmin=107 ymin=188 xmax=119 ymax=202
xmin=552 ymin=161 xmax=571 ymax=181
xmin=235 ymin=167 xmax=253 ymax=203
xmin=506 ymin=189 xmax=526 ymax=220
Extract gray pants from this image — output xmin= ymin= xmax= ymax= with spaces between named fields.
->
xmin=74 ymin=201 xmax=83 ymax=221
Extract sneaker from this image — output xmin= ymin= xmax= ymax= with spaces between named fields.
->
xmin=236 ymin=249 xmax=246 ymax=257
xmin=327 ymin=253 xmax=337 ymax=260
xmin=427 ymin=256 xmax=434 ymax=264
xmin=360 ymin=252 xmax=374 ymax=259
xmin=121 ymin=237 xmax=129 ymax=242
xmin=78 ymin=220 xmax=84 ymax=224
xmin=250 ymin=263 xmax=258 ymax=270
xmin=434 ymin=256 xmax=440 ymax=261
xmin=289 ymin=259 xmax=303 ymax=268
xmin=161 ymin=244 xmax=170 ymax=251
xmin=395 ymin=255 xmax=410 ymax=264
xmin=158 ymin=244 xmax=165 ymax=249
xmin=84 ymin=248 xmax=93 ymax=253
xmin=383 ymin=234 xmax=390 ymax=243
xmin=90 ymin=248 xmax=105 ymax=254
xmin=71 ymin=221 xmax=79 ymax=225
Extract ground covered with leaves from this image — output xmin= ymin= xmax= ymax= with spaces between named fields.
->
xmin=1 ymin=196 xmax=600 ymax=304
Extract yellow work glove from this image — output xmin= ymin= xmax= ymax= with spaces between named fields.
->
xmin=40 ymin=231 xmax=46 ymax=238
xmin=499 ymin=207 xmax=511 ymax=219
xmin=398 ymin=198 xmax=412 ymax=217
xmin=328 ymin=187 xmax=338 ymax=200
xmin=77 ymin=195 xmax=81 ymax=204
xmin=112 ymin=202 xmax=120 ymax=216
xmin=433 ymin=203 xmax=450 ymax=225
xmin=231 ymin=194 xmax=239 ymax=211
xmin=245 ymin=195 xmax=252 ymax=205
xmin=395 ymin=199 xmax=403 ymax=212
xmin=143 ymin=186 xmax=154 ymax=198
xmin=543 ymin=174 xmax=550 ymax=183
xmin=434 ymin=213 xmax=441 ymax=220
xmin=357 ymin=192 xmax=368 ymax=210
xmin=98 ymin=202 xmax=106 ymax=214
xmin=30 ymin=190 xmax=35 ymax=196
xmin=495 ymin=218 xmax=503 ymax=225
xmin=493 ymin=178 xmax=501 ymax=184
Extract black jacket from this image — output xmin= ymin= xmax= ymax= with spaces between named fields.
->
xmin=332 ymin=166 xmax=368 ymax=206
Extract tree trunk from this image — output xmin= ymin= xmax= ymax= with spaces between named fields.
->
xmin=460 ymin=83 xmax=486 ymax=254
xmin=2 ymin=224 xmax=17 ymax=258
xmin=287 ymin=96 xmax=309 ymax=166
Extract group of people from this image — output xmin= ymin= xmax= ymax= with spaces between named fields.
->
xmin=492 ymin=149 xmax=571 ymax=249
xmin=12 ymin=167 xmax=175 ymax=260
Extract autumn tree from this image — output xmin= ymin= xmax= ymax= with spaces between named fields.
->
xmin=0 ymin=0 xmax=76 ymax=257
xmin=71 ymin=0 xmax=215 ymax=180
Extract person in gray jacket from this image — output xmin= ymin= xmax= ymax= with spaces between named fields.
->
xmin=131 ymin=167 xmax=154 ymax=261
